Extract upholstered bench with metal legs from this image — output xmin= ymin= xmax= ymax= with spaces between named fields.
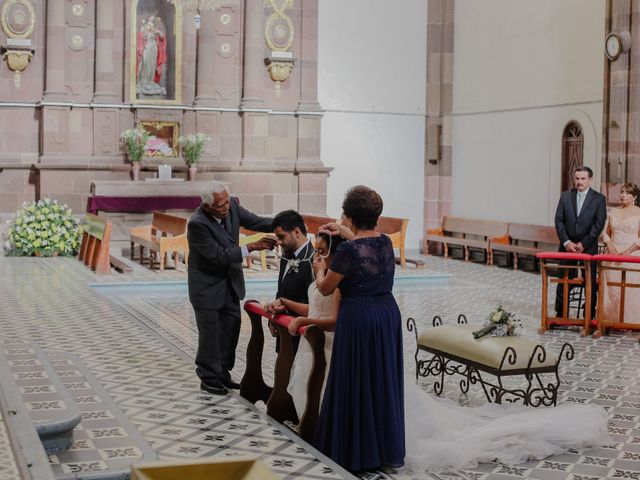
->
xmin=407 ymin=315 xmax=574 ymax=407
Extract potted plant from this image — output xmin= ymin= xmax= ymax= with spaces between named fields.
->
xmin=4 ymin=199 xmax=81 ymax=257
xmin=178 ymin=133 xmax=210 ymax=181
xmin=120 ymin=128 xmax=149 ymax=181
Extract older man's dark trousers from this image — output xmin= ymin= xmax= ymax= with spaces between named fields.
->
xmin=193 ymin=287 xmax=240 ymax=385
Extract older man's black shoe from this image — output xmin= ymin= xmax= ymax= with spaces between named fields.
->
xmin=222 ymin=378 xmax=241 ymax=390
xmin=200 ymin=381 xmax=227 ymax=395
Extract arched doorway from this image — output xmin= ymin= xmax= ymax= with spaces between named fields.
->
xmin=562 ymin=122 xmax=584 ymax=192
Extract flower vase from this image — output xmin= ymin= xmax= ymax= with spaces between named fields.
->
xmin=188 ymin=165 xmax=198 ymax=181
xmin=131 ymin=162 xmax=141 ymax=181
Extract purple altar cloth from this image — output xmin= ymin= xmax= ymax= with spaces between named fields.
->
xmin=87 ymin=196 xmax=201 ymax=214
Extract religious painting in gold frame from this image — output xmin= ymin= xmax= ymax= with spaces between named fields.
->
xmin=130 ymin=0 xmax=182 ymax=104
xmin=139 ymin=121 xmax=179 ymax=157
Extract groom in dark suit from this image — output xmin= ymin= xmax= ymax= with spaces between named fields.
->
xmin=554 ymin=166 xmax=607 ymax=318
xmin=188 ymin=182 xmax=276 ymax=395
xmin=264 ymin=210 xmax=315 ymax=349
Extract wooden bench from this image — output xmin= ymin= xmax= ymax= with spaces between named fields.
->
xmin=129 ymin=211 xmax=188 ymax=271
xmin=407 ymin=315 xmax=574 ymax=406
xmin=79 ymin=213 xmax=112 ymax=274
xmin=79 ymin=214 xmax=133 ymax=274
xmin=425 ymin=216 xmax=509 ymax=264
xmin=240 ymin=301 xmax=327 ymax=442
xmin=490 ymin=223 xmax=559 ymax=270
xmin=376 ymin=216 xmax=414 ymax=269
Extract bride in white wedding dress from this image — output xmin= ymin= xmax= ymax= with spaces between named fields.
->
xmin=282 ymin=231 xmax=611 ymax=472
xmin=280 ymin=232 xmax=343 ymax=419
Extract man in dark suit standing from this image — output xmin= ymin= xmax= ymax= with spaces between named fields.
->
xmin=188 ymin=182 xmax=276 ymax=395
xmin=554 ymin=166 xmax=607 ymax=319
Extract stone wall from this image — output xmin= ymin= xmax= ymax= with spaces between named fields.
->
xmin=0 ymin=0 xmax=328 ymax=217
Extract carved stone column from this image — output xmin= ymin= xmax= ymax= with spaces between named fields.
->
xmin=43 ymin=0 xmax=66 ymax=100
xmin=423 ymin=0 xmax=454 ymax=249
xmin=41 ymin=0 xmax=68 ymax=163
xmin=241 ymin=0 xmax=268 ymax=164
xmin=297 ymin=0 xmax=320 ymax=112
xmin=601 ymin=0 xmax=640 ymax=197
xmin=194 ymin=9 xmax=217 ymax=106
xmin=94 ymin=0 xmax=124 ymax=102
xmin=92 ymin=0 xmax=124 ymax=162
xmin=241 ymin=0 xmax=266 ymax=108
xmin=295 ymin=0 xmax=322 ymax=167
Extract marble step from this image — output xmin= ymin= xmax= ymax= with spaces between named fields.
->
xmin=47 ymin=353 xmax=157 ymax=480
xmin=0 ymin=339 xmax=82 ymax=455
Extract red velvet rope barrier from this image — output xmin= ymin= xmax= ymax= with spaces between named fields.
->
xmin=535 ymin=252 xmax=593 ymax=261
xmin=535 ymin=251 xmax=640 ymax=264
xmin=593 ymin=254 xmax=640 ymax=264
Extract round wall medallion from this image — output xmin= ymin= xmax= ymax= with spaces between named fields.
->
xmin=72 ymin=4 xmax=85 ymax=17
xmin=1 ymin=0 xmax=35 ymax=40
xmin=70 ymin=34 xmax=85 ymax=50
xmin=265 ymin=14 xmax=294 ymax=52
xmin=220 ymin=13 xmax=231 ymax=25
xmin=218 ymin=42 xmax=232 ymax=58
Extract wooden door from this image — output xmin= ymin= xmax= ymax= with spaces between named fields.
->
xmin=562 ymin=122 xmax=584 ymax=192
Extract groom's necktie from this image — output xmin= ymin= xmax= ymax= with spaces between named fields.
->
xmin=577 ymin=192 xmax=586 ymax=216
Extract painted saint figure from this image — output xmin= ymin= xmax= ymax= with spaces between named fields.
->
xmin=136 ymin=15 xmax=167 ymax=96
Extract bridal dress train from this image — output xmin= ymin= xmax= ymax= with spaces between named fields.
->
xmin=403 ymin=381 xmax=611 ymax=473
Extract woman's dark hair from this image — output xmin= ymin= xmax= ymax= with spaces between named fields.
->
xmin=271 ymin=210 xmax=307 ymax=235
xmin=317 ymin=232 xmax=345 ymax=255
xmin=341 ymin=185 xmax=383 ymax=230
xmin=621 ymin=182 xmax=640 ymax=205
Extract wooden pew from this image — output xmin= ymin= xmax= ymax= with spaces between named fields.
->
xmin=376 ymin=216 xmax=410 ymax=269
xmin=490 ymin=223 xmax=559 ymax=270
xmin=240 ymin=301 xmax=328 ymax=442
xmin=129 ymin=212 xmax=188 ymax=271
xmin=79 ymin=213 xmax=112 ymax=274
xmin=302 ymin=214 xmax=335 ymax=236
xmin=424 ymin=216 xmax=509 ymax=264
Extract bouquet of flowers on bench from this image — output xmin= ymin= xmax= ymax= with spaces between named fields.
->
xmin=473 ymin=305 xmax=523 ymax=339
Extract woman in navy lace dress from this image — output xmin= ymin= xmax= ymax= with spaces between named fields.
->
xmin=312 ymin=186 xmax=405 ymax=472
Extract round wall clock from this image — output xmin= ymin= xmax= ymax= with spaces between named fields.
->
xmin=606 ymin=33 xmax=622 ymax=60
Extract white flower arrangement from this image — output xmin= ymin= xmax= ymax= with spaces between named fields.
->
xmin=4 ymin=199 xmax=81 ymax=257
xmin=473 ymin=305 xmax=523 ymax=339
xmin=178 ymin=133 xmax=210 ymax=165
xmin=120 ymin=128 xmax=150 ymax=163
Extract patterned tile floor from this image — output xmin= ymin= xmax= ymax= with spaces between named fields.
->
xmin=2 ymin=253 xmax=640 ymax=479
xmin=0 ymin=411 xmax=21 ymax=480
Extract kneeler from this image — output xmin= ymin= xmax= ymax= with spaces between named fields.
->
xmin=593 ymin=254 xmax=640 ymax=337
xmin=240 ymin=301 xmax=327 ymax=442
xmin=536 ymin=252 xmax=594 ymax=336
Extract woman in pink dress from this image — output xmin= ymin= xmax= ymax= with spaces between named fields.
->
xmin=600 ymin=182 xmax=640 ymax=324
